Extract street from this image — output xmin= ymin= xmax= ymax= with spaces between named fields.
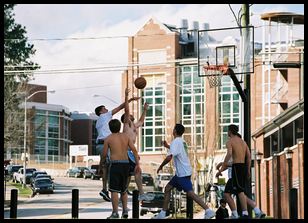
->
xmin=4 ymin=176 xmax=156 ymax=219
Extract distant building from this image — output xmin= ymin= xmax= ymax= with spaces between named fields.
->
xmin=26 ymin=102 xmax=72 ymax=162
xmin=70 ymin=112 xmax=98 ymax=155
xmin=8 ymin=83 xmax=73 ymax=164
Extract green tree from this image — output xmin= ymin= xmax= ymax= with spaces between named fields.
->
xmin=4 ymin=4 xmax=40 ymax=155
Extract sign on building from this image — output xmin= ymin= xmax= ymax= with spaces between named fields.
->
xmin=69 ymin=145 xmax=88 ymax=156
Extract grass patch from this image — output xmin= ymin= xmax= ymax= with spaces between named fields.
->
xmin=7 ymin=182 xmax=33 ymax=197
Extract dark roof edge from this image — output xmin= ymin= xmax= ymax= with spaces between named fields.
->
xmin=252 ymin=98 xmax=304 ymax=138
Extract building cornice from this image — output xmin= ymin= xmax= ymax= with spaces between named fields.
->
xmin=252 ymin=99 xmax=304 ymax=138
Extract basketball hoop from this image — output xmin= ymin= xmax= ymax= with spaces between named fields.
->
xmin=203 ymin=65 xmax=228 ymax=88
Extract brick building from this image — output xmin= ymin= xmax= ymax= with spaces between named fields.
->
xmin=121 ymin=14 xmax=304 ymax=217
xmin=121 ymin=17 xmax=243 ymax=193
xmin=251 ymin=12 xmax=304 ymax=218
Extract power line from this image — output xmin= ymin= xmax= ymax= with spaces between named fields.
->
xmin=4 ymin=32 xmax=182 ymax=42
xmin=4 ymin=58 xmax=199 ymax=75
xmin=53 ymin=84 xmax=121 ymax=91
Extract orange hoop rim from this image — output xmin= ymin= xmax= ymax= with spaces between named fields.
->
xmin=203 ymin=64 xmax=229 ymax=75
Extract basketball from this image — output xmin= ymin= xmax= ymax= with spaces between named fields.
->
xmin=134 ymin=76 xmax=147 ymax=89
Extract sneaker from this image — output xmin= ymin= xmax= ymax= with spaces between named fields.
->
xmin=204 ymin=209 xmax=215 ymax=219
xmin=99 ymin=189 xmax=111 ymax=202
xmin=231 ymin=213 xmax=239 ymax=219
xmin=255 ymin=211 xmax=266 ymax=219
xmin=138 ymin=193 xmax=155 ymax=201
xmin=107 ymin=212 xmax=119 ymax=219
xmin=152 ymin=211 xmax=166 ymax=219
xmin=122 ymin=209 xmax=129 ymax=219
xmin=239 ymin=215 xmax=250 ymax=219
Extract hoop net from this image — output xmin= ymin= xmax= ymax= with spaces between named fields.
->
xmin=203 ymin=65 xmax=228 ymax=88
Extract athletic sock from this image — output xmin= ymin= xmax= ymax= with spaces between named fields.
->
xmin=232 ymin=210 xmax=239 ymax=217
xmin=242 ymin=210 xmax=249 ymax=216
xmin=254 ymin=207 xmax=261 ymax=214
xmin=160 ymin=210 xmax=166 ymax=215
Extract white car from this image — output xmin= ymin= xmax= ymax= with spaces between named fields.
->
xmin=155 ymin=173 xmax=173 ymax=191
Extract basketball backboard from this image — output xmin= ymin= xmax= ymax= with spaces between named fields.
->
xmin=198 ymin=26 xmax=254 ymax=77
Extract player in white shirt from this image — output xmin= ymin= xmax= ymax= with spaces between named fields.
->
xmin=154 ymin=124 xmax=215 ymax=219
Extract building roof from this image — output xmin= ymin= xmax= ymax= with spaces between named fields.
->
xmin=24 ymin=102 xmax=70 ymax=114
xmin=260 ymin=12 xmax=304 ymax=24
xmin=135 ymin=16 xmax=177 ymax=36
xmin=71 ymin=112 xmax=98 ymax=120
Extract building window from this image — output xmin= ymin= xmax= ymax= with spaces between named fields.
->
xmin=281 ymin=122 xmax=294 ymax=150
xmin=34 ymin=110 xmax=61 ymax=160
xmin=141 ymin=75 xmax=165 ymax=152
xmin=180 ymin=65 xmax=205 ymax=151
xmin=295 ymin=115 xmax=304 ymax=142
xmin=271 ymin=131 xmax=279 ymax=155
xmin=219 ymin=76 xmax=241 ymax=149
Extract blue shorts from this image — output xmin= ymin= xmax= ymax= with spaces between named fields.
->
xmin=127 ymin=149 xmax=136 ymax=176
xmin=127 ymin=149 xmax=136 ymax=163
xmin=168 ymin=175 xmax=193 ymax=192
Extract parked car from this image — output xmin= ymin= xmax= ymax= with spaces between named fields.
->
xmin=84 ymin=164 xmax=100 ymax=180
xmin=31 ymin=174 xmax=54 ymax=188
xmin=32 ymin=178 xmax=54 ymax=195
xmin=6 ymin=165 xmax=23 ymax=180
xmin=140 ymin=191 xmax=164 ymax=215
xmin=141 ymin=173 xmax=154 ymax=186
xmin=30 ymin=171 xmax=48 ymax=184
xmin=128 ymin=173 xmax=154 ymax=194
xmin=83 ymin=167 xmax=94 ymax=179
xmin=140 ymin=191 xmax=185 ymax=216
xmin=13 ymin=167 xmax=37 ymax=184
xmin=66 ymin=167 xmax=90 ymax=178
xmin=154 ymin=173 xmax=173 ymax=191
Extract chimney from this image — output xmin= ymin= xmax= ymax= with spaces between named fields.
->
xmin=191 ymin=21 xmax=199 ymax=55
xmin=180 ymin=19 xmax=188 ymax=41
xmin=202 ymin=23 xmax=210 ymax=43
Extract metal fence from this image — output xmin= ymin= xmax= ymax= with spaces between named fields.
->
xmin=6 ymin=154 xmax=72 ymax=170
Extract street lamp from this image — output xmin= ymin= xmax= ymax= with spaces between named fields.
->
xmin=93 ymin=94 xmax=119 ymax=105
xmin=255 ymin=151 xmax=263 ymax=210
xmin=158 ymin=82 xmax=198 ymax=193
xmin=22 ymin=90 xmax=55 ymax=188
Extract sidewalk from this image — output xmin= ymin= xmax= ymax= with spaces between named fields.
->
xmin=4 ymin=184 xmax=32 ymax=209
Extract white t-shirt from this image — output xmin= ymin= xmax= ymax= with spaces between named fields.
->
xmin=96 ymin=111 xmax=112 ymax=142
xmin=167 ymin=137 xmax=192 ymax=177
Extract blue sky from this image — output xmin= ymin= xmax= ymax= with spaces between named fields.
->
xmin=13 ymin=4 xmax=304 ymax=114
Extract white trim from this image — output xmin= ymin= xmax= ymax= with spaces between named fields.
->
xmin=25 ymin=102 xmax=70 ymax=114
xmin=138 ymin=72 xmax=166 ymax=75
xmin=279 ymin=111 xmax=304 ymax=128
xmin=138 ymin=48 xmax=167 ymax=53
xmin=264 ymin=111 xmax=304 ymax=137
xmin=264 ymin=127 xmax=279 ymax=138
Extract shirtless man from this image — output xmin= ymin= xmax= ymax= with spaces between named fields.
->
xmin=216 ymin=154 xmax=266 ymax=218
xmin=100 ymin=119 xmax=141 ymax=219
xmin=95 ymin=94 xmax=140 ymax=202
xmin=222 ymin=124 xmax=251 ymax=218
xmin=121 ymin=88 xmax=153 ymax=201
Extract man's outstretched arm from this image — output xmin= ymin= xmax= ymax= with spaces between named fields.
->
xmin=135 ymin=102 xmax=148 ymax=127
xmin=157 ymin=155 xmax=172 ymax=174
xmin=111 ymin=95 xmax=140 ymax=115
xmin=123 ymin=88 xmax=130 ymax=123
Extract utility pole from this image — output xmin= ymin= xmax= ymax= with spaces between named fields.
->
xmin=241 ymin=3 xmax=253 ymax=218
